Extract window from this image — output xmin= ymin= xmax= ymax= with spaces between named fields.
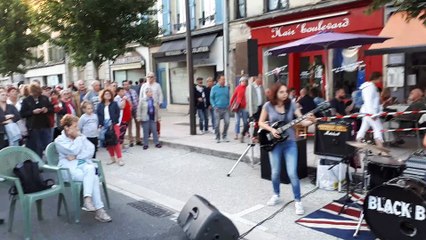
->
xmin=236 ymin=0 xmax=246 ymax=19
xmin=267 ymin=0 xmax=288 ymax=12
xmin=48 ymin=44 xmax=65 ymax=63
xmin=173 ymin=0 xmax=186 ymax=32
xmin=199 ymin=0 xmax=215 ymax=27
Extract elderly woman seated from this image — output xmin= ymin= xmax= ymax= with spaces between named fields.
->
xmin=55 ymin=114 xmax=112 ymax=222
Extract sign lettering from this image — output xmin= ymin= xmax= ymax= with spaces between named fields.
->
xmin=367 ymin=195 xmax=426 ymax=221
xmin=271 ymin=18 xmax=351 ymax=40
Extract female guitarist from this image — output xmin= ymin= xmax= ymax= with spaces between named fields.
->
xmin=258 ymin=83 xmax=317 ymax=215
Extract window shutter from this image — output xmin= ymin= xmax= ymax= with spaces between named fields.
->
xmin=190 ymin=0 xmax=196 ymax=30
xmin=215 ymin=0 xmax=223 ymax=24
xmin=162 ymin=0 xmax=171 ymax=35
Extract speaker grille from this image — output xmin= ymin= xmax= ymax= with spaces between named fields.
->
xmin=128 ymin=200 xmax=174 ymax=217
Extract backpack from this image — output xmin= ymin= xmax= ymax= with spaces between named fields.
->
xmin=8 ymin=160 xmax=55 ymax=196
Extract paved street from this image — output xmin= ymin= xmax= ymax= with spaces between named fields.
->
xmin=0 ymin=110 xmax=420 ymax=240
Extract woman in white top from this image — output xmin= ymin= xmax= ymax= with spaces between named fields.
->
xmin=55 ymin=114 xmax=112 ymax=222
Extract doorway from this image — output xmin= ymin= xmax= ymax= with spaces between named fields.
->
xmin=298 ymin=50 xmax=326 ymax=97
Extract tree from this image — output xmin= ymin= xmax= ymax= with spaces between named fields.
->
xmin=39 ymin=0 xmax=160 ymax=79
xmin=0 ymin=0 xmax=45 ymax=78
xmin=369 ymin=0 xmax=426 ymax=25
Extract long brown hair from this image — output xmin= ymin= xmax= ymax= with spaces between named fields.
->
xmin=269 ymin=82 xmax=290 ymax=108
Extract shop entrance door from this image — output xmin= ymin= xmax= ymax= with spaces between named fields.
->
xmin=299 ymin=50 xmax=326 ymax=91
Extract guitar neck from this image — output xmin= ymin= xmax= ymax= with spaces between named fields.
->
xmin=276 ymin=114 xmax=309 ymax=134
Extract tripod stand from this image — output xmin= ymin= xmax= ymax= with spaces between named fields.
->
xmin=332 ymin=156 xmax=362 ymax=215
xmin=227 ymin=121 xmax=257 ymax=177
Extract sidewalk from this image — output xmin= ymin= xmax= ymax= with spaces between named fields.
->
xmin=157 ymin=110 xmax=418 ymax=167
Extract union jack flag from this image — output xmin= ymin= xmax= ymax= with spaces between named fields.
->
xmin=296 ymin=194 xmax=376 ymax=240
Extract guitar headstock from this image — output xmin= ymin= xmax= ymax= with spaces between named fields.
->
xmin=315 ymin=102 xmax=331 ymax=112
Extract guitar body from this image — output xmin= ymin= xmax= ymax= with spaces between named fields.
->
xmin=258 ymin=121 xmax=289 ymax=151
xmin=258 ymin=101 xmax=330 ymax=152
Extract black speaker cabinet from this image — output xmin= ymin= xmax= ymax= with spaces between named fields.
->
xmin=260 ymin=138 xmax=307 ymax=184
xmin=247 ymin=39 xmax=258 ymax=76
xmin=314 ymin=120 xmax=355 ymax=158
xmin=177 ymin=195 xmax=239 ymax=240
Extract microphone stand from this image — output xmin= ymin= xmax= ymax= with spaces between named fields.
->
xmin=227 ymin=121 xmax=257 ymax=177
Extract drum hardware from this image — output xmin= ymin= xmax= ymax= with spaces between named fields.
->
xmin=346 ymin=141 xmax=391 ymax=154
xmin=331 ymin=155 xmax=362 ymax=215
xmin=227 ymin=121 xmax=258 ymax=177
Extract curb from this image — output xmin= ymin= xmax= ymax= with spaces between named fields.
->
xmin=161 ymin=140 xmax=261 ymax=163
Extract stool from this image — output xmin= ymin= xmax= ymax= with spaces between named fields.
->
xmin=295 ymin=124 xmax=308 ymax=138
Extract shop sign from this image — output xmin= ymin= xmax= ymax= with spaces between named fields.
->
xmin=164 ymin=46 xmax=209 ymax=56
xmin=114 ymin=56 xmax=143 ymax=65
xmin=271 ymin=18 xmax=350 ymax=39
xmin=251 ymin=6 xmax=384 ymax=45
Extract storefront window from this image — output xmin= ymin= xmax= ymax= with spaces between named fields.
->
xmin=263 ymin=47 xmax=288 ymax=88
xmin=267 ymin=0 xmax=288 ymax=12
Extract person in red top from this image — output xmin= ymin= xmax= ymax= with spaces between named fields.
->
xmin=114 ymin=87 xmax=132 ymax=148
xmin=230 ymin=76 xmax=248 ymax=142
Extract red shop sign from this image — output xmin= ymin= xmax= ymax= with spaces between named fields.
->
xmin=251 ymin=6 xmax=384 ymax=46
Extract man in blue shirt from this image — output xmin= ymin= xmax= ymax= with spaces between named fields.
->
xmin=210 ymin=75 xmax=230 ymax=143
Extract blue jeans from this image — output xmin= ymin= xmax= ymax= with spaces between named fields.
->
xmin=26 ymin=128 xmax=52 ymax=157
xmin=214 ymin=108 xmax=230 ymax=140
xmin=209 ymin=107 xmax=215 ymax=131
xmin=234 ymin=109 xmax=248 ymax=135
xmin=197 ymin=108 xmax=209 ymax=131
xmin=268 ymin=140 xmax=301 ymax=201
xmin=142 ymin=120 xmax=159 ymax=146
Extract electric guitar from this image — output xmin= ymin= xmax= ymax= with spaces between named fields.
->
xmin=258 ymin=102 xmax=330 ymax=151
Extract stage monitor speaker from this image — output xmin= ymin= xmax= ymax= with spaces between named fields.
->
xmin=247 ymin=39 xmax=258 ymax=77
xmin=260 ymin=138 xmax=307 ymax=184
xmin=314 ymin=120 xmax=355 ymax=158
xmin=177 ymin=195 xmax=239 ymax=240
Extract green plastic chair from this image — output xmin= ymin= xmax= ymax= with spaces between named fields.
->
xmin=45 ymin=142 xmax=110 ymax=223
xmin=0 ymin=146 xmax=69 ymax=240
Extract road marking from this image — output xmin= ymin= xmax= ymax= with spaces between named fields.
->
xmin=235 ymin=204 xmax=266 ymax=218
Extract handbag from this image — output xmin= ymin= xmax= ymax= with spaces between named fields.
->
xmin=104 ymin=124 xmax=118 ymax=146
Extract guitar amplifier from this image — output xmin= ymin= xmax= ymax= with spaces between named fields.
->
xmin=314 ymin=120 xmax=355 ymax=158
xmin=260 ymin=138 xmax=307 ymax=184
xmin=403 ymin=151 xmax=426 ymax=180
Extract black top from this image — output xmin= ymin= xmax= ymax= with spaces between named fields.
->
xmin=205 ymin=87 xmax=212 ymax=108
xmin=194 ymin=85 xmax=207 ymax=109
xmin=329 ymin=98 xmax=346 ymax=116
xmin=0 ymin=104 xmax=21 ymax=134
xmin=298 ymin=95 xmax=316 ymax=115
xmin=20 ymin=95 xmax=53 ymax=130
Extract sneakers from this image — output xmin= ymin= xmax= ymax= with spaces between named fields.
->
xmin=266 ymin=195 xmax=281 ymax=206
xmin=216 ymin=138 xmax=220 ymax=143
xmin=95 ymin=208 xmax=112 ymax=223
xmin=295 ymin=201 xmax=305 ymax=215
xmin=222 ymin=137 xmax=230 ymax=142
xmin=82 ymin=197 xmax=96 ymax=212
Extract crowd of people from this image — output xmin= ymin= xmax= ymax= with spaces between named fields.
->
xmin=0 ymin=72 xmax=166 ymax=222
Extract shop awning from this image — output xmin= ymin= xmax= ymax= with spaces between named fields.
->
xmin=366 ymin=12 xmax=426 ymax=55
xmin=157 ymin=33 xmax=217 ymax=57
